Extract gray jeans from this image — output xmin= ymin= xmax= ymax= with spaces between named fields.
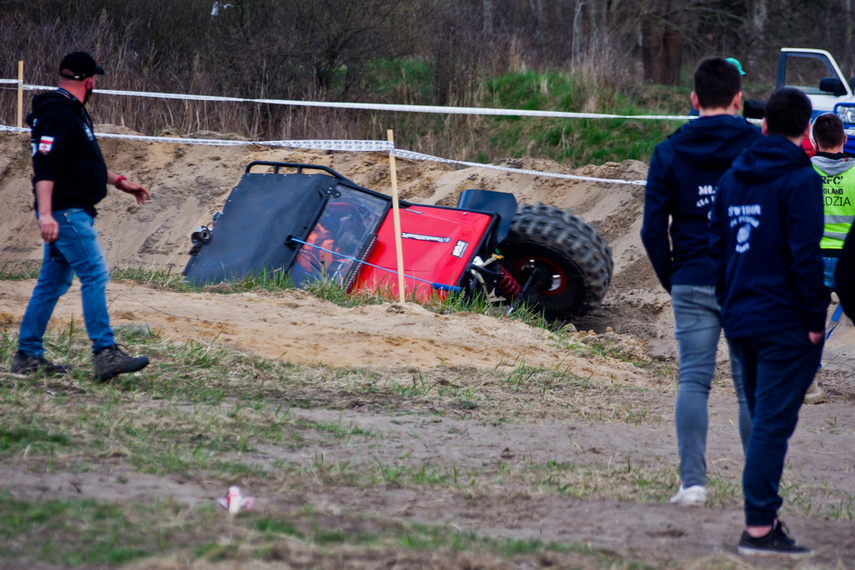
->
xmin=671 ymin=284 xmax=751 ymax=487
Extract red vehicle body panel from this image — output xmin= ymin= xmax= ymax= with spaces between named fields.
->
xmin=803 ymin=137 xmax=816 ymax=158
xmin=354 ymin=205 xmax=493 ymax=301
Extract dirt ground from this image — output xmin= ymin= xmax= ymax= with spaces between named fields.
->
xmin=1 ymin=129 xmax=855 ymax=567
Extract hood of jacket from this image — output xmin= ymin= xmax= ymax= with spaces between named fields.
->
xmin=729 ymin=134 xmax=811 ymax=184
xmin=669 ymin=114 xmax=758 ymax=171
xmin=26 ymin=91 xmax=81 ymax=127
xmin=811 ymin=152 xmax=855 ymax=176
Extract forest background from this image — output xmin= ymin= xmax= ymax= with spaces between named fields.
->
xmin=2 ymin=0 xmax=855 ymax=166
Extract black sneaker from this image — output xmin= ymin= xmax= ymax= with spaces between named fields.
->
xmin=92 ymin=345 xmax=149 ymax=381
xmin=737 ymin=521 xmax=812 ymax=558
xmin=10 ymin=350 xmax=70 ymax=376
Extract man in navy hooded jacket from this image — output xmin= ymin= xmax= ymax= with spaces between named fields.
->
xmin=710 ymin=87 xmax=828 ymax=557
xmin=641 ymin=57 xmax=760 ymax=507
xmin=12 ymin=52 xmax=151 ymax=381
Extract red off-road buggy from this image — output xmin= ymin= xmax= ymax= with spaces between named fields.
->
xmin=184 ymin=161 xmax=612 ymax=321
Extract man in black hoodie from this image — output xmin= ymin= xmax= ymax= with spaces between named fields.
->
xmin=12 ymin=51 xmax=151 ymax=381
xmin=711 ymin=88 xmax=828 ymax=557
xmin=641 ymin=57 xmax=760 ymax=507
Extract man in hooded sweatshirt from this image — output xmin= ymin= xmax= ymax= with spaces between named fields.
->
xmin=641 ymin=56 xmax=759 ymax=507
xmin=12 ymin=51 xmax=151 ymax=381
xmin=710 ymin=87 xmax=828 ymax=557
xmin=835 ymin=228 xmax=855 ymax=320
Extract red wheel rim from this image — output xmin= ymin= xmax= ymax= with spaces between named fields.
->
xmin=514 ymin=256 xmax=568 ymax=296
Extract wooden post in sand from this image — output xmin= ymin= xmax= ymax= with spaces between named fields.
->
xmin=17 ymin=61 xmax=24 ymax=129
xmin=387 ymin=130 xmax=406 ymax=303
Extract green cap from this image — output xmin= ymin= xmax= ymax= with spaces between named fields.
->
xmin=726 ymin=57 xmax=747 ymax=76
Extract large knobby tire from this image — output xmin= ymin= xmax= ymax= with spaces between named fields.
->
xmin=498 ymin=203 xmax=613 ymax=321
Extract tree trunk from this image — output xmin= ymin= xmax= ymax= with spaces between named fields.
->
xmin=663 ymin=27 xmax=682 ymax=84
xmin=572 ymin=0 xmax=584 ymax=64
xmin=640 ymin=0 xmax=682 ymax=85
xmin=482 ymin=0 xmax=493 ymax=38
xmin=588 ymin=0 xmax=599 ymax=55
xmin=746 ymin=0 xmax=767 ymax=72
xmin=529 ymin=0 xmax=543 ymax=61
xmin=640 ymin=16 xmax=662 ymax=82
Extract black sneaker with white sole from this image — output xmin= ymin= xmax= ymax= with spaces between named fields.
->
xmin=92 ymin=345 xmax=149 ymax=381
xmin=737 ymin=521 xmax=812 ymax=558
xmin=10 ymin=350 xmax=70 ymax=376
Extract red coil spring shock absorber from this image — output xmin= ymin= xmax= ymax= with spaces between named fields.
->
xmin=495 ymin=264 xmax=521 ymax=299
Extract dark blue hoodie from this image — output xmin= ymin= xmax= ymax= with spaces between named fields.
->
xmin=27 ymin=89 xmax=108 ymax=217
xmin=641 ymin=115 xmax=761 ymax=292
xmin=710 ymin=135 xmax=828 ymax=337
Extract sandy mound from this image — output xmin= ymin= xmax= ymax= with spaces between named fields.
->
xmin=3 ymin=128 xmax=854 ymax=372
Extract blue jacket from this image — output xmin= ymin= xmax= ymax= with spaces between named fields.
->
xmin=641 ymin=115 xmax=761 ymax=292
xmin=710 ymin=135 xmax=829 ymax=337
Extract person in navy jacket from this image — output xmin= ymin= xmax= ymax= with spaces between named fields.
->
xmin=835 ymin=229 xmax=855 ymax=320
xmin=710 ymin=87 xmax=828 ymax=557
xmin=12 ymin=52 xmax=151 ymax=381
xmin=641 ymin=57 xmax=760 ymax=507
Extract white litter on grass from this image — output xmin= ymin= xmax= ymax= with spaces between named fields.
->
xmin=217 ymin=485 xmax=254 ymax=514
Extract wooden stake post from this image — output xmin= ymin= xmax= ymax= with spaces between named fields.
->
xmin=17 ymin=61 xmax=24 ymax=128
xmin=387 ymin=130 xmax=407 ymax=303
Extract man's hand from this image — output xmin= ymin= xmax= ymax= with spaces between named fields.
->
xmin=38 ymin=212 xmax=59 ymax=243
xmin=808 ymin=331 xmax=824 ymax=345
xmin=116 ymin=178 xmax=151 ymax=205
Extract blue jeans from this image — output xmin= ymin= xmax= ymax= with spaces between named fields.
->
xmin=671 ymin=285 xmax=751 ymax=488
xmin=18 ymin=209 xmax=114 ymax=357
xmin=823 ymin=256 xmax=838 ymax=290
xmin=729 ymin=328 xmax=823 ymax=527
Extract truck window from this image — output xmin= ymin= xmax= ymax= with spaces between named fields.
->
xmin=785 ymin=54 xmax=839 ymax=95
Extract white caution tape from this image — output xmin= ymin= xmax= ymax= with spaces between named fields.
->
xmin=391 ymin=148 xmax=647 ymax=186
xmin=262 ymin=139 xmax=393 ymax=152
xmin=20 ymin=83 xmax=690 ymax=121
xmin=0 ymin=128 xmax=645 ymax=186
xmin=93 ymin=132 xmax=394 ymax=151
xmin=0 ymin=125 xmax=392 ymax=151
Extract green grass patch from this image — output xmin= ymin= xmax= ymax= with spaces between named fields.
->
xmin=0 ymin=261 xmax=40 ymax=280
xmin=0 ymin=491 xmax=644 ymax=567
xmin=0 ymin=323 xmax=666 ymax=494
xmin=358 ymin=57 xmax=693 ymax=166
xmin=0 ymin=320 xmax=851 ymax=567
xmin=482 ymin=70 xmax=681 ymax=166
xmin=363 ymin=57 xmax=436 ymax=103
xmin=0 ymin=427 xmax=68 ymax=452
xmin=0 ymin=494 xmax=157 ymax=565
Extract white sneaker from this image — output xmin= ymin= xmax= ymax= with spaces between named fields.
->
xmin=803 ymin=380 xmax=826 ymax=405
xmin=669 ymin=485 xmax=707 ymax=507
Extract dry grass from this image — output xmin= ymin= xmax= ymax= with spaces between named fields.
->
xmin=2 ymin=319 xmax=854 ymax=567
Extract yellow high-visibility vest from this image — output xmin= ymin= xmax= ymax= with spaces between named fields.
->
xmin=814 ymin=163 xmax=855 ymax=250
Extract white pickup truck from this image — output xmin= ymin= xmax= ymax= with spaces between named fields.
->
xmin=777 ymin=47 xmax=855 ymax=151
xmin=778 ymin=47 xmax=855 ymax=123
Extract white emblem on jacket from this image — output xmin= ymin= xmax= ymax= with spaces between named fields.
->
xmin=38 ymin=136 xmax=54 ymax=155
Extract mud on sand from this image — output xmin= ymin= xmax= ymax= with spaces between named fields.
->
xmin=1 ymin=129 xmax=854 ymax=567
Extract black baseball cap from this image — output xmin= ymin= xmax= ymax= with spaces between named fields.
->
xmin=59 ymin=51 xmax=105 ymax=80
